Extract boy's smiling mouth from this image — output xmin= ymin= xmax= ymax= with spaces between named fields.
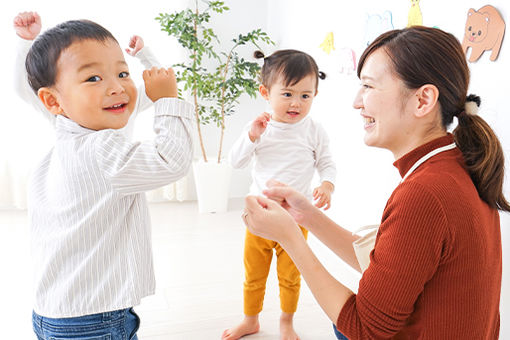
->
xmin=104 ymin=102 xmax=128 ymax=113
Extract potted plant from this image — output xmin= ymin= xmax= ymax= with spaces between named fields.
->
xmin=156 ymin=0 xmax=273 ymax=212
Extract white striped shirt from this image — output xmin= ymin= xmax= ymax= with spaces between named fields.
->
xmin=28 ymin=98 xmax=193 ymax=318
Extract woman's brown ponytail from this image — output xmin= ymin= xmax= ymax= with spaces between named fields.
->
xmin=454 ymin=96 xmax=510 ymax=211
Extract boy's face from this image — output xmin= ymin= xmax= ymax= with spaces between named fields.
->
xmin=260 ymin=74 xmax=317 ymax=124
xmin=45 ymin=38 xmax=137 ymax=130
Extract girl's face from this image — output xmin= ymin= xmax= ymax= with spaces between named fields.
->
xmin=353 ymin=48 xmax=418 ymax=159
xmin=260 ymin=74 xmax=317 ymax=124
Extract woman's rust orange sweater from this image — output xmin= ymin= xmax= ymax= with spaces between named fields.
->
xmin=338 ymin=134 xmax=501 ymax=339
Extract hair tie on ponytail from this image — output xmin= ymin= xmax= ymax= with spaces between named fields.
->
xmin=318 ymin=71 xmax=326 ymax=80
xmin=455 ymin=110 xmax=467 ymax=118
xmin=465 ymin=94 xmax=481 ymax=116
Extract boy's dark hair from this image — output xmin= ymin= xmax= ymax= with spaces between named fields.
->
xmin=254 ymin=49 xmax=325 ymax=90
xmin=26 ymin=19 xmax=117 ymax=93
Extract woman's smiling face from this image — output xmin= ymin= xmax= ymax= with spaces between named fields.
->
xmin=353 ymin=48 xmax=417 ymax=158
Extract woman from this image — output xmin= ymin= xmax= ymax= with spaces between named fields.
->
xmin=242 ymin=26 xmax=508 ymax=339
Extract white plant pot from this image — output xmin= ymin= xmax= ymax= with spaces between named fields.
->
xmin=192 ymin=159 xmax=232 ymax=213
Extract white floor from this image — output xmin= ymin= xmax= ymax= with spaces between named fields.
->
xmin=0 ymin=199 xmax=361 ymax=340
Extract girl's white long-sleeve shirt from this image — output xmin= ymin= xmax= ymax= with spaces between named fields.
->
xmin=228 ymin=115 xmax=336 ymax=200
xmin=29 ymin=98 xmax=193 ymax=318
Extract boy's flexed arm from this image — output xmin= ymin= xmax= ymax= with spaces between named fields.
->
xmin=13 ymin=12 xmax=56 ymax=124
xmin=126 ymin=35 xmax=162 ymax=115
xmin=96 ymin=67 xmax=194 ymax=195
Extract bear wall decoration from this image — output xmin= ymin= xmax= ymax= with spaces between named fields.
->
xmin=462 ymin=5 xmax=505 ymax=62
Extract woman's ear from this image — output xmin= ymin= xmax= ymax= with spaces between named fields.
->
xmin=414 ymin=84 xmax=439 ymax=118
xmin=37 ymin=87 xmax=64 ymax=116
xmin=259 ymin=84 xmax=269 ymax=100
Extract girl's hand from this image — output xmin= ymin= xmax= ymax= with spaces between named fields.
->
xmin=313 ymin=181 xmax=334 ymax=210
xmin=143 ymin=67 xmax=178 ymax=102
xmin=13 ymin=11 xmax=41 ymax=41
xmin=243 ymin=195 xmax=303 ymax=247
xmin=248 ymin=112 xmax=270 ymax=142
xmin=263 ymin=180 xmax=317 ymax=226
xmin=125 ymin=35 xmax=144 ymax=56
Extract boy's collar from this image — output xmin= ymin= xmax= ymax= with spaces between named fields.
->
xmin=55 ymin=114 xmax=96 ymax=135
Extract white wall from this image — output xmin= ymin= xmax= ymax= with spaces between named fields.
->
xmin=264 ymin=0 xmax=510 ymax=337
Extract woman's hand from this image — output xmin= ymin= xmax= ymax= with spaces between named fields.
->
xmin=263 ymin=180 xmax=317 ymax=226
xmin=243 ymin=195 xmax=304 ymax=247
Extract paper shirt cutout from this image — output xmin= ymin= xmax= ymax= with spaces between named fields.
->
xmin=407 ymin=0 xmax=423 ymax=27
xmin=320 ymin=32 xmax=335 ymax=54
xmin=462 ymin=5 xmax=505 ymax=62
xmin=338 ymin=47 xmax=357 ymax=75
xmin=364 ymin=11 xmax=394 ymax=46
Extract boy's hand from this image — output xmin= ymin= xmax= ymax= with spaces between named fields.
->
xmin=313 ymin=181 xmax=334 ymax=210
xmin=125 ymin=35 xmax=144 ymax=56
xmin=13 ymin=11 xmax=41 ymax=40
xmin=248 ymin=112 xmax=270 ymax=142
xmin=143 ymin=67 xmax=178 ymax=102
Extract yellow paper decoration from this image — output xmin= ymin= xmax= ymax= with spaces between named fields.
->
xmin=320 ymin=32 xmax=335 ymax=54
xmin=407 ymin=0 xmax=423 ymax=27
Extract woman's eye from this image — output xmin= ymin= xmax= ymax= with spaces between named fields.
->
xmin=86 ymin=76 xmax=101 ymax=82
xmin=119 ymin=71 xmax=130 ymax=78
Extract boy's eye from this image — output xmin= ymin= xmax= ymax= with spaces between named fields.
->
xmin=86 ymin=75 xmax=101 ymax=82
xmin=119 ymin=71 xmax=130 ymax=78
xmin=302 ymin=94 xmax=310 ymax=99
xmin=282 ymin=92 xmax=292 ymax=97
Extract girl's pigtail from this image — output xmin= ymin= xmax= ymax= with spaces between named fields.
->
xmin=254 ymin=50 xmax=265 ymax=59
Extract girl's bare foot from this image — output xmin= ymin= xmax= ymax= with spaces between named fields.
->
xmin=280 ymin=312 xmax=300 ymax=340
xmin=222 ymin=315 xmax=260 ymax=340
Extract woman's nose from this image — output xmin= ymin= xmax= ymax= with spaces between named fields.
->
xmin=353 ymin=89 xmax=363 ymax=109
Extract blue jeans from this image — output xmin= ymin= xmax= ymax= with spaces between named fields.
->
xmin=32 ymin=308 xmax=140 ymax=340
xmin=333 ymin=323 xmax=349 ymax=339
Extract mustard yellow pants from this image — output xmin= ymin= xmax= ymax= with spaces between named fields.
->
xmin=243 ymin=226 xmax=308 ymax=316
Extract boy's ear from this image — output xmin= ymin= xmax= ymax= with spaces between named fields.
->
xmin=259 ymin=84 xmax=269 ymax=100
xmin=37 ymin=87 xmax=64 ymax=116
